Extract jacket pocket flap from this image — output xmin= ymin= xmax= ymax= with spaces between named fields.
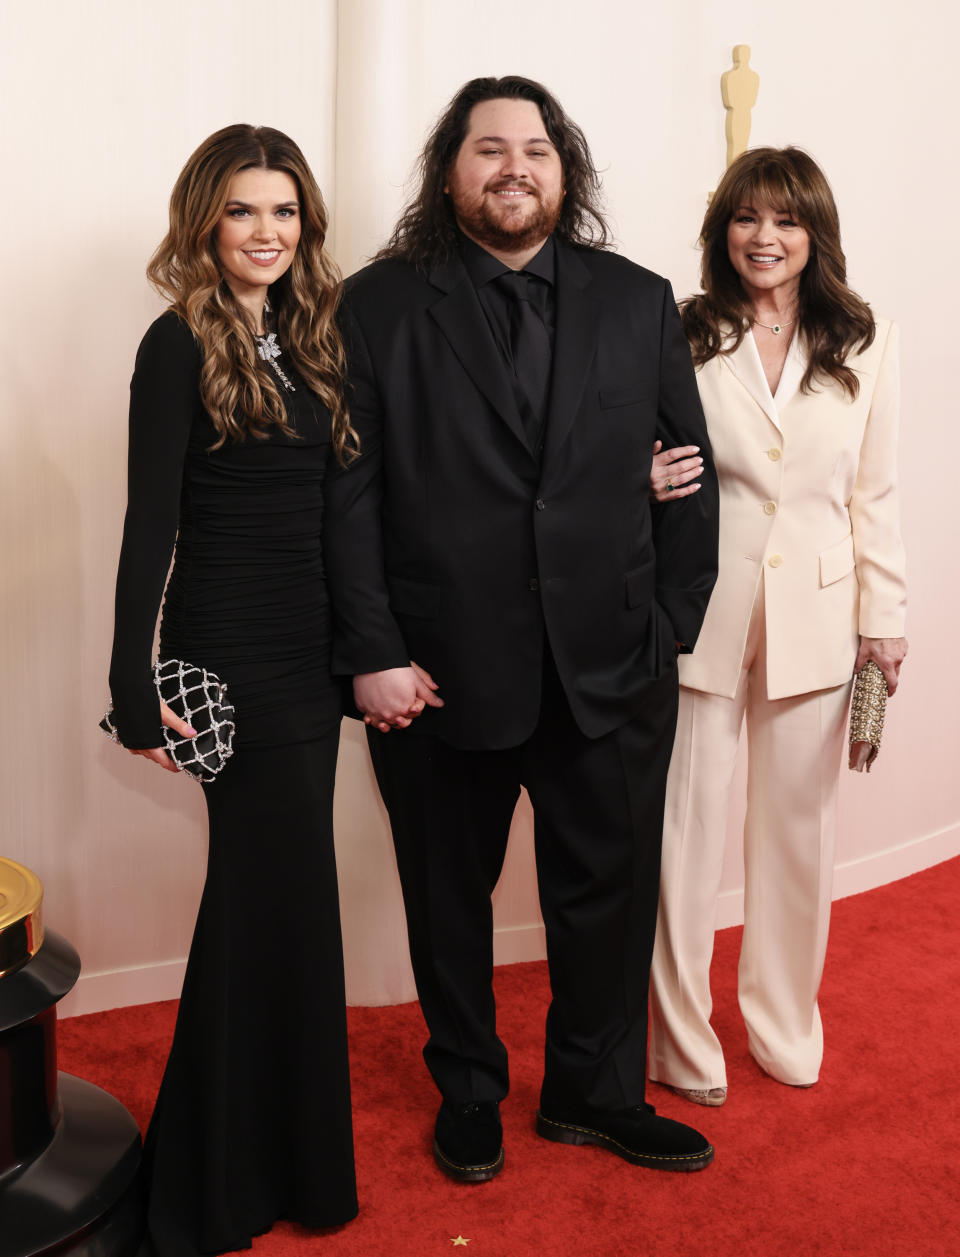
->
xmin=625 ymin=558 xmax=657 ymax=608
xmin=387 ymin=575 xmax=441 ymax=618
xmin=599 ymin=385 xmax=648 ymax=410
xmin=819 ymin=533 xmax=855 ymax=587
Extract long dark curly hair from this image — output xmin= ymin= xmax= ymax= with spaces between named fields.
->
xmin=681 ymin=147 xmax=875 ymax=399
xmin=376 ymin=76 xmax=611 ymax=269
xmin=148 ymin=124 xmax=357 ymax=459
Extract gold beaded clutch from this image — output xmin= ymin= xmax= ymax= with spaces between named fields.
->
xmin=848 ymin=660 xmax=888 ymax=772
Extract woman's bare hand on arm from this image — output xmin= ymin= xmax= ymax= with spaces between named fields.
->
xmin=649 ymin=441 xmax=704 ymax=503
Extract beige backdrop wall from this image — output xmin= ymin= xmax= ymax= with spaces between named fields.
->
xmin=2 ymin=0 xmax=957 ymax=1016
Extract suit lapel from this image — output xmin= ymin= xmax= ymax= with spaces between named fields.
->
xmin=543 ymin=240 xmax=599 ymax=461
xmin=720 ymin=329 xmax=782 ymax=433
xmin=427 ymin=257 xmax=532 ymax=455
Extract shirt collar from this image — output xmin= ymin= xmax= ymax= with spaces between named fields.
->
xmin=457 ymin=231 xmax=555 ymax=288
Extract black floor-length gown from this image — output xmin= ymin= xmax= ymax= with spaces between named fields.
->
xmin=109 ymin=311 xmax=357 ymax=1255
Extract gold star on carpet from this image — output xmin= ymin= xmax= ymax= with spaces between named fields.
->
xmin=451 ymin=1238 xmax=470 ymax=1247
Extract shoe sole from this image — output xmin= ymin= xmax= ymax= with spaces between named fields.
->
xmin=665 ymin=1085 xmax=727 ymax=1107
xmin=433 ymin=1140 xmax=505 ymax=1182
xmin=535 ymin=1111 xmax=714 ymax=1172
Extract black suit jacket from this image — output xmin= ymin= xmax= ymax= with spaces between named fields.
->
xmin=324 ymin=238 xmax=719 ymax=750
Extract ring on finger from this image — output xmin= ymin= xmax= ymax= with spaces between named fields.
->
xmin=666 ymin=480 xmax=675 ymax=492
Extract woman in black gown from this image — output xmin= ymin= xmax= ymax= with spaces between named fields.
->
xmin=107 ymin=125 xmax=366 ymax=1255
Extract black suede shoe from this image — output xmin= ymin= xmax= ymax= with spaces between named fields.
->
xmin=536 ymin=1100 xmax=714 ymax=1172
xmin=433 ymin=1100 xmax=504 ymax=1182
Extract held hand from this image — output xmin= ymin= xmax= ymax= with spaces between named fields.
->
xmin=128 ymin=702 xmax=197 ymax=773
xmin=649 ymin=440 xmax=703 ymax=503
xmin=411 ymin=660 xmax=444 ymax=711
xmin=355 ymin=666 xmax=428 ymax=734
xmin=854 ymin=636 xmax=908 ymax=696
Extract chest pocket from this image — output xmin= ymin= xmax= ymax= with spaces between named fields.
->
xmin=599 ymin=385 xmax=651 ymax=410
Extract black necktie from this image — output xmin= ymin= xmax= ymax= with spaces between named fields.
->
xmin=496 ymin=271 xmax=552 ymax=446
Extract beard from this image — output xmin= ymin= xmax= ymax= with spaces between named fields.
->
xmin=449 ymin=178 xmax=563 ymax=252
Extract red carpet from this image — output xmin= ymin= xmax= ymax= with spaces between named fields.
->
xmin=60 ymin=858 xmax=960 ymax=1257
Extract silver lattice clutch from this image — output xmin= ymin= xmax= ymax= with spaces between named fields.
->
xmin=100 ymin=659 xmax=236 ymax=783
xmin=848 ymin=660 xmax=887 ymax=773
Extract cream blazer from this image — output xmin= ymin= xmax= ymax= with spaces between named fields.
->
xmin=678 ymin=318 xmax=906 ymax=701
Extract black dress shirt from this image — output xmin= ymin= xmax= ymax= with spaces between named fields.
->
xmin=459 ymin=232 xmax=556 ymax=346
xmin=458 ymin=233 xmax=556 ymax=449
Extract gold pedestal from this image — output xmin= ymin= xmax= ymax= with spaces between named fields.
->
xmin=0 ymin=856 xmax=44 ymax=979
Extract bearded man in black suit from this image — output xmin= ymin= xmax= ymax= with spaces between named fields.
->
xmin=325 ymin=75 xmax=719 ymax=1181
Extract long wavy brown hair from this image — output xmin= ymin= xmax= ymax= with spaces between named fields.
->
xmin=681 ymin=147 xmax=875 ymax=398
xmin=377 ymin=76 xmax=611 ymax=269
xmin=148 ymin=124 xmax=356 ymax=458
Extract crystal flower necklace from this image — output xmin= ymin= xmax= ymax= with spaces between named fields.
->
xmin=254 ymin=331 xmax=296 ymax=393
xmin=254 ymin=299 xmax=296 ymax=393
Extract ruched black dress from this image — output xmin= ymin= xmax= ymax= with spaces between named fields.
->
xmin=109 ymin=312 xmax=357 ymax=1256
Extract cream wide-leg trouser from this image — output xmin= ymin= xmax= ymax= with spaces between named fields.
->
xmin=649 ymin=579 xmax=852 ymax=1088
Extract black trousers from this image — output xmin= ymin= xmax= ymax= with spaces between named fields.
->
xmin=367 ymin=655 xmax=679 ymax=1112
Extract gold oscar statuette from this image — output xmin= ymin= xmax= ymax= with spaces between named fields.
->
xmin=721 ymin=45 xmax=760 ymax=168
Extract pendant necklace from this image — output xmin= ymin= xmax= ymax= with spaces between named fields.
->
xmin=753 ymin=315 xmax=796 ymax=336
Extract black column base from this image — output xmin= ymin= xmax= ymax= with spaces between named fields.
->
xmin=0 ymin=1073 xmax=144 ymax=1257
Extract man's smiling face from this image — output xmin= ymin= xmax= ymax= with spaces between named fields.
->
xmin=445 ymin=97 xmax=564 ymax=256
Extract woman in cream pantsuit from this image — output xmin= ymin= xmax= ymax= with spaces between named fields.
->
xmin=648 ymin=148 xmax=907 ymax=1104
